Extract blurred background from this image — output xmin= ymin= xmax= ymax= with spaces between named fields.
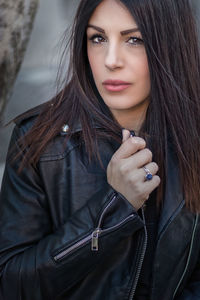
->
xmin=0 ymin=0 xmax=80 ymax=185
xmin=0 ymin=0 xmax=200 ymax=187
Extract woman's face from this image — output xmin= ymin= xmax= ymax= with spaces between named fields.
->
xmin=87 ymin=0 xmax=150 ymax=126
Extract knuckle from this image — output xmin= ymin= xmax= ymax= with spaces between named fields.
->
xmin=154 ymin=175 xmax=161 ymax=185
xmin=127 ymin=176 xmax=134 ymax=185
xmin=128 ymin=172 xmax=139 ymax=186
xmin=144 ymin=149 xmax=153 ymax=161
xmin=129 ymin=177 xmax=138 ymax=189
xmin=130 ymin=137 xmax=146 ymax=145
xmin=110 ymin=156 xmax=117 ymax=165
xmin=130 ymin=173 xmax=138 ymax=184
xmin=152 ymin=162 xmax=159 ymax=172
xmin=134 ymin=179 xmax=141 ymax=190
xmin=119 ymin=163 xmax=128 ymax=175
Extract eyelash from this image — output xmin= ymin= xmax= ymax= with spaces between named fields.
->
xmin=88 ymin=34 xmax=144 ymax=46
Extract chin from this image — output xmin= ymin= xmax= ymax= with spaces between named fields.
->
xmin=107 ymin=100 xmax=147 ymax=110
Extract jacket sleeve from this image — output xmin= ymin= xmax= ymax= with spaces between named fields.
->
xmin=0 ymin=125 xmax=144 ymax=300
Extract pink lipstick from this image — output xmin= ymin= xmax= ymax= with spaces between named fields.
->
xmin=102 ymin=80 xmax=131 ymax=92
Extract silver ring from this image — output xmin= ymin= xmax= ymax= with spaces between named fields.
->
xmin=143 ymin=166 xmax=153 ymax=181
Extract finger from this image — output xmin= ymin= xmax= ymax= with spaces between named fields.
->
xmin=113 ymin=136 xmax=146 ymax=160
xmin=140 ymin=162 xmax=159 ymax=181
xmin=125 ymin=148 xmax=153 ymax=169
xmin=144 ymin=175 xmax=161 ymax=193
xmin=122 ymin=129 xmax=131 ymax=143
xmin=129 ymin=162 xmax=158 ymax=183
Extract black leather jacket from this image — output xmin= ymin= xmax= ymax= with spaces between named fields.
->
xmin=0 ymin=110 xmax=200 ymax=300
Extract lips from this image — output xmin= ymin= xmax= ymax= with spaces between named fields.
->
xmin=102 ymin=80 xmax=131 ymax=92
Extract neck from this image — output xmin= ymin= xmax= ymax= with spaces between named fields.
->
xmin=111 ymin=100 xmax=149 ymax=134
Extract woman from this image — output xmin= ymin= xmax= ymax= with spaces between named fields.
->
xmin=0 ymin=0 xmax=200 ymax=299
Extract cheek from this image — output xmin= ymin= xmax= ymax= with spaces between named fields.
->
xmin=87 ymin=47 xmax=101 ymax=81
xmin=133 ymin=56 xmax=150 ymax=88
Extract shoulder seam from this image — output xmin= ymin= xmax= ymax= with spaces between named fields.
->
xmin=14 ymin=103 xmax=46 ymax=126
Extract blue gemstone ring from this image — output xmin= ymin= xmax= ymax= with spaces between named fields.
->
xmin=143 ymin=166 xmax=153 ymax=181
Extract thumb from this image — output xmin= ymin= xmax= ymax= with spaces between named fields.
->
xmin=122 ymin=129 xmax=131 ymax=143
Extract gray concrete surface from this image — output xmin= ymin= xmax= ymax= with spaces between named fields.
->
xmin=0 ymin=0 xmax=80 ymax=186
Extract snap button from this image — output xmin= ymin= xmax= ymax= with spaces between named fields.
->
xmin=62 ymin=124 xmax=69 ymax=133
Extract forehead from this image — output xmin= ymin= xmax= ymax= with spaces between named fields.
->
xmin=88 ymin=0 xmax=137 ymax=30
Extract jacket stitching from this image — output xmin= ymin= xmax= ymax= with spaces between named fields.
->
xmin=39 ymin=141 xmax=84 ymax=162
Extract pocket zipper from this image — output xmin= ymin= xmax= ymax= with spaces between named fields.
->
xmin=91 ymin=213 xmax=134 ymax=252
xmin=91 ymin=194 xmax=117 ymax=251
xmin=91 ymin=228 xmax=101 ymax=251
xmin=54 ymin=195 xmax=135 ymax=261
xmin=54 ymin=214 xmax=134 ymax=262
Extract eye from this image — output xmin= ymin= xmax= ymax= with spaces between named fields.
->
xmin=127 ymin=37 xmax=144 ymax=46
xmin=89 ymin=34 xmax=106 ymax=44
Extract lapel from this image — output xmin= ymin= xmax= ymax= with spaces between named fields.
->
xmin=158 ymin=142 xmax=185 ymax=237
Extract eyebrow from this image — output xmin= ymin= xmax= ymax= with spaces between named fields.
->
xmin=87 ymin=24 xmax=140 ymax=35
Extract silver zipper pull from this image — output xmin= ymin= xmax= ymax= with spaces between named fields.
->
xmin=91 ymin=228 xmax=101 ymax=251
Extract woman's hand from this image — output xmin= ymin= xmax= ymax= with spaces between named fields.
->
xmin=107 ymin=129 xmax=160 ymax=210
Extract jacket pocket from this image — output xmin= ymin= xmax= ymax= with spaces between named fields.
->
xmin=53 ymin=195 xmax=135 ymax=262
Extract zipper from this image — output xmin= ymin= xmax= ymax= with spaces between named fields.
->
xmin=54 ymin=196 xmax=116 ymax=261
xmin=172 ymin=214 xmax=199 ymax=299
xmin=54 ymin=234 xmax=92 ymax=261
xmin=91 ymin=228 xmax=101 ymax=251
xmin=129 ymin=208 xmax=148 ymax=300
xmin=91 ymin=213 xmax=135 ymax=251
xmin=96 ymin=194 xmax=117 ymax=228
xmin=54 ymin=194 xmax=135 ymax=261
xmin=54 ymin=213 xmax=134 ymax=261
xmin=91 ymin=194 xmax=117 ymax=251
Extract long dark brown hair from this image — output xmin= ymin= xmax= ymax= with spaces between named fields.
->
xmin=14 ymin=0 xmax=200 ymax=213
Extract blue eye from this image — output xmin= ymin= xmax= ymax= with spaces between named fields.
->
xmin=89 ymin=34 xmax=106 ymax=44
xmin=127 ymin=37 xmax=144 ymax=45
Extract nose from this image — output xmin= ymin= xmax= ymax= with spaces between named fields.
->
xmin=105 ymin=42 xmax=123 ymax=71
